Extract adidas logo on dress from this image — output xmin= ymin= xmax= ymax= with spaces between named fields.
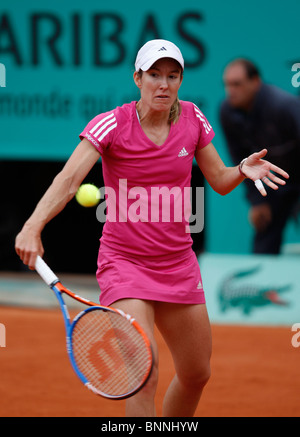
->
xmin=178 ymin=147 xmax=188 ymax=157
xmin=197 ymin=280 xmax=202 ymax=290
xmin=158 ymin=46 xmax=167 ymax=51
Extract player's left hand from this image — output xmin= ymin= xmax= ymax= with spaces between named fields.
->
xmin=242 ymin=149 xmax=289 ymax=196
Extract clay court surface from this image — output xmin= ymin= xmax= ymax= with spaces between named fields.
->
xmin=1 ymin=305 xmax=299 ymax=417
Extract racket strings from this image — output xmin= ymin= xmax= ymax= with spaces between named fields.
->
xmin=71 ymin=309 xmax=152 ymax=397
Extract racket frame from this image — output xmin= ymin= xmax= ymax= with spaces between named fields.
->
xmin=35 ymin=256 xmax=153 ymax=400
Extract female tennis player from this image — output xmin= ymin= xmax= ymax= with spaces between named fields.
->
xmin=15 ymin=39 xmax=289 ymax=417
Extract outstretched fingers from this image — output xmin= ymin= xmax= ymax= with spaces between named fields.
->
xmin=269 ymin=163 xmax=289 ymax=181
xmin=263 ymin=166 xmax=289 ymax=189
xmin=262 ymin=176 xmax=279 ymax=191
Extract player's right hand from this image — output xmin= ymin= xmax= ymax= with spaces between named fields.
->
xmin=15 ymin=224 xmax=44 ymax=270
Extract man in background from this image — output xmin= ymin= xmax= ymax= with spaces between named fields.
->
xmin=220 ymin=59 xmax=300 ymax=254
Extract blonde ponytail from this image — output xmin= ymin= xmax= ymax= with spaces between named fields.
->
xmin=169 ymin=96 xmax=181 ymax=124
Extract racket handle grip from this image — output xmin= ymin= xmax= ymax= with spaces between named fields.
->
xmin=35 ymin=255 xmax=59 ymax=286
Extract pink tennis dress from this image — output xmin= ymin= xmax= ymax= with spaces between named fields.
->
xmin=79 ymin=101 xmax=215 ymax=306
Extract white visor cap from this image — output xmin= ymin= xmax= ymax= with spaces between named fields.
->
xmin=135 ymin=39 xmax=184 ymax=72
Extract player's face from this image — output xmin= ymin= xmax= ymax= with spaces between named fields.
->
xmin=223 ymin=64 xmax=260 ymax=109
xmin=134 ymin=58 xmax=183 ymax=113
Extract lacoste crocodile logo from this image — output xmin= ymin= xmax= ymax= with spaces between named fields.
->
xmin=218 ymin=266 xmax=291 ymax=315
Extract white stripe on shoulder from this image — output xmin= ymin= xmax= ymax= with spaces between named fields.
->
xmin=193 ymin=105 xmax=212 ymax=135
xmin=98 ymin=121 xmax=118 ymax=142
xmin=94 ymin=116 xmax=117 ymax=139
xmin=89 ymin=112 xmax=116 ymax=137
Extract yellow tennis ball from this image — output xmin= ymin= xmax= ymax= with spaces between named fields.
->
xmin=75 ymin=184 xmax=100 ymax=207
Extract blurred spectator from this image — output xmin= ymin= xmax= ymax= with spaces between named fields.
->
xmin=220 ymin=58 xmax=300 ymax=254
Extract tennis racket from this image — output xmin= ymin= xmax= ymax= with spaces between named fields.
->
xmin=35 ymin=255 xmax=153 ymax=400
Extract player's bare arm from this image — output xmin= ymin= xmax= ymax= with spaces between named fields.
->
xmin=195 ymin=143 xmax=289 ymax=197
xmin=15 ymin=139 xmax=100 ymax=269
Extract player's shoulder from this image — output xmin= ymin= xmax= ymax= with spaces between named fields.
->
xmin=180 ymin=100 xmax=212 ymax=129
xmin=113 ymin=101 xmax=135 ymax=121
xmin=180 ymin=100 xmax=199 ymax=115
xmin=89 ymin=101 xmax=134 ymax=126
xmin=82 ymin=102 xmax=135 ymax=142
xmin=180 ymin=100 xmax=207 ymax=120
